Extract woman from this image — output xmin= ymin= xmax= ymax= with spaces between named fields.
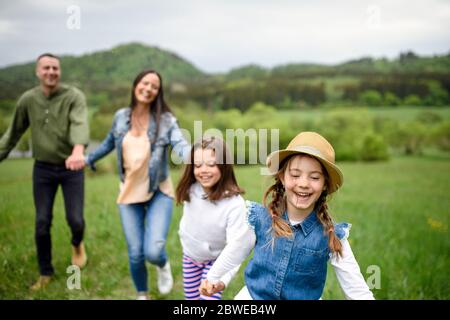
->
xmin=85 ymin=70 xmax=190 ymax=300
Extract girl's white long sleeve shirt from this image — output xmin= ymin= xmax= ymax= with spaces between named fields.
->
xmin=179 ymin=182 xmax=247 ymax=287
xmin=206 ymin=201 xmax=375 ymax=300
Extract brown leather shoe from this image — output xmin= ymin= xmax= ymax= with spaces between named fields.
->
xmin=30 ymin=275 xmax=52 ymax=291
xmin=71 ymin=241 xmax=88 ymax=269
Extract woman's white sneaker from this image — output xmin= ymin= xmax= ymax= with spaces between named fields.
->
xmin=157 ymin=261 xmax=173 ymax=295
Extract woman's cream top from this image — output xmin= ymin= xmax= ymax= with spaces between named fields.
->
xmin=117 ymin=131 xmax=174 ymax=204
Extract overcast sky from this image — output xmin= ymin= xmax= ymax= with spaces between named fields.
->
xmin=0 ymin=0 xmax=449 ymax=73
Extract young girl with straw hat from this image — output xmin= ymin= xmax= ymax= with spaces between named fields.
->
xmin=200 ymin=131 xmax=375 ymax=300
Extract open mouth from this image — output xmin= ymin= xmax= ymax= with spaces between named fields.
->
xmin=293 ymin=191 xmax=312 ymax=204
xmin=140 ymin=92 xmax=151 ymax=99
xmin=295 ymin=191 xmax=311 ymax=198
xmin=198 ymin=175 xmax=213 ymax=183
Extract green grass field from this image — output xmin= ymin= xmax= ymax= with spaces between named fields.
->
xmin=0 ymin=156 xmax=449 ymax=300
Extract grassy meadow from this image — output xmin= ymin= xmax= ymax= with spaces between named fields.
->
xmin=0 ymin=155 xmax=449 ymax=300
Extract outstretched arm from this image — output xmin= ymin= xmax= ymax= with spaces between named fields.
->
xmin=66 ymin=89 xmax=89 ymax=170
xmin=84 ymin=127 xmax=116 ymax=171
xmin=168 ymin=119 xmax=191 ymax=164
xmin=66 ymin=144 xmax=85 ymax=170
xmin=0 ymin=100 xmax=29 ymax=162
xmin=330 ymin=239 xmax=375 ymax=300
xmin=202 ymin=224 xmax=256 ymax=296
xmin=201 ymin=200 xmax=259 ymax=297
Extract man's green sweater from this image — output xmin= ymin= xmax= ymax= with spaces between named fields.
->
xmin=0 ymin=84 xmax=89 ymax=164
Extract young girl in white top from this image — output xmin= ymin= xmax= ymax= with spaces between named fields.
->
xmin=175 ymin=136 xmax=247 ymax=300
xmin=200 ymin=131 xmax=375 ymax=300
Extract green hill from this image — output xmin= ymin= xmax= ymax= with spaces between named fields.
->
xmin=267 ymin=51 xmax=450 ymax=79
xmin=0 ymin=42 xmax=206 ymax=100
xmin=0 ymin=45 xmax=449 ymax=112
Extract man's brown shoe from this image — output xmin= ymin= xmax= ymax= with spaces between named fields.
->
xmin=71 ymin=241 xmax=88 ymax=269
xmin=30 ymin=275 xmax=52 ymax=291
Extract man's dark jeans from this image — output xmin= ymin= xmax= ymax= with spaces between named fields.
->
xmin=33 ymin=160 xmax=85 ymax=276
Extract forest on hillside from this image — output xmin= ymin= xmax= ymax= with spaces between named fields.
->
xmin=1 ymin=43 xmax=449 ymax=162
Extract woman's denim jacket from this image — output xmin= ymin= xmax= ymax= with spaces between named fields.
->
xmin=85 ymin=107 xmax=190 ymax=193
xmin=244 ymin=201 xmax=349 ymax=300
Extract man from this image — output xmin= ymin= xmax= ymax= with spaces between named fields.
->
xmin=0 ymin=53 xmax=89 ymax=290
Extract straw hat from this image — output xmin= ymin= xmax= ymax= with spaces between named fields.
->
xmin=266 ymin=131 xmax=343 ymax=193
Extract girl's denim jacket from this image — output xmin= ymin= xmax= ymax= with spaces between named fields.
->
xmin=245 ymin=201 xmax=349 ymax=300
xmin=85 ymin=107 xmax=190 ymax=193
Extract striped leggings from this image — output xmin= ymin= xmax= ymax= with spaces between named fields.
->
xmin=182 ymin=254 xmax=223 ymax=300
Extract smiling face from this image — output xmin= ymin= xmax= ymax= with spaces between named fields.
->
xmin=280 ymin=154 xmax=327 ymax=220
xmin=193 ymin=148 xmax=222 ymax=193
xmin=36 ymin=56 xmax=61 ymax=90
xmin=133 ymin=72 xmax=160 ymax=107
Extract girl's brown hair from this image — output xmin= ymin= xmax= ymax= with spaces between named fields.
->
xmin=263 ymin=154 xmax=343 ymax=257
xmin=176 ymin=136 xmax=244 ymax=204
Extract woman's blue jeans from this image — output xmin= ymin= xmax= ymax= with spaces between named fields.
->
xmin=118 ymin=190 xmax=173 ymax=293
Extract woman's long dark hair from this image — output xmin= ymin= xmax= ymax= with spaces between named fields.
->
xmin=129 ymin=69 xmax=173 ymax=140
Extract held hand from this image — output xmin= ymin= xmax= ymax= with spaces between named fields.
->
xmin=199 ymin=279 xmax=225 ymax=297
xmin=66 ymin=144 xmax=85 ymax=171
xmin=199 ymin=279 xmax=213 ymax=296
xmin=65 ymin=153 xmax=85 ymax=171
